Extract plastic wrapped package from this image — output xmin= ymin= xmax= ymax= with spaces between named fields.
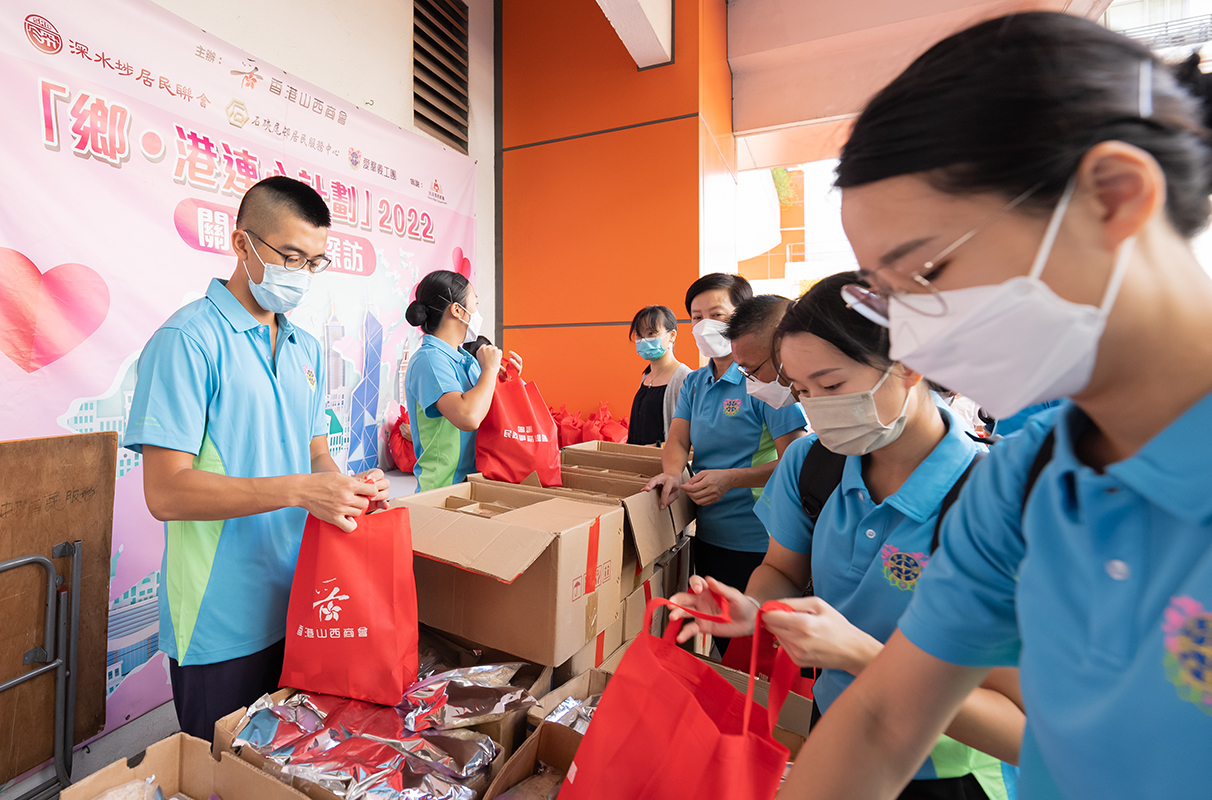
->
xmin=87 ymin=780 xmax=159 ymax=800
xmin=398 ymin=664 xmax=536 ymax=731
xmin=542 ymin=695 xmax=602 ymax=734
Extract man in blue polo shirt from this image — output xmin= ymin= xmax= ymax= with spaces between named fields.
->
xmin=646 ymin=279 xmax=807 ymax=655
xmin=124 ymin=176 xmax=388 ymax=740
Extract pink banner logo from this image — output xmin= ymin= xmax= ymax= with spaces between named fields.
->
xmin=25 ymin=14 xmax=62 ymax=55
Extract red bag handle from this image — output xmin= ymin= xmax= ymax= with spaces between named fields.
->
xmin=497 ymin=360 xmax=519 ymax=382
xmin=644 ymin=593 xmax=797 ymax=737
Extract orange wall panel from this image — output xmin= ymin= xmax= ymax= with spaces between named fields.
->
xmin=502 ymin=117 xmax=700 ymax=326
xmin=502 ymin=322 xmax=701 ymax=429
xmin=502 ymin=0 xmax=700 ymax=148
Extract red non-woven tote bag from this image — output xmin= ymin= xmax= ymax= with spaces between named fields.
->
xmin=722 ymin=629 xmax=816 ymax=701
xmin=559 ymin=594 xmax=799 ymax=800
xmin=281 ymin=505 xmax=419 ymax=706
xmin=476 ymin=363 xmax=562 ymax=486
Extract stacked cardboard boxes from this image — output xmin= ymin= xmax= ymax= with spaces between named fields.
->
xmin=456 ymin=440 xmax=696 ymax=680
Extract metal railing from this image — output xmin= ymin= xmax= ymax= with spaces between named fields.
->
xmin=1116 ymin=14 xmax=1212 ymax=50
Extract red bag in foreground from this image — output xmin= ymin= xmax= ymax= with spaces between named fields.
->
xmin=559 ymin=594 xmax=798 ymax=800
xmin=722 ymin=628 xmax=816 ymax=700
xmin=281 ymin=505 xmax=419 ymax=706
xmin=476 ymin=363 xmax=562 ymax=486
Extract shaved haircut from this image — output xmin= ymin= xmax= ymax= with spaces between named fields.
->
xmin=236 ymin=176 xmax=331 ymax=236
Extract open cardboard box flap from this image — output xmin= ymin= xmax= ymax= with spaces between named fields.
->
xmin=406 ymin=504 xmax=554 ymax=583
xmin=468 ymin=474 xmax=682 ymax=568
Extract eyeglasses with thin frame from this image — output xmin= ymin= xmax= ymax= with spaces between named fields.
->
xmin=245 ymin=229 xmax=332 ymax=273
xmin=842 ymin=183 xmax=1044 ymax=325
xmin=736 ymin=357 xmax=770 ymax=383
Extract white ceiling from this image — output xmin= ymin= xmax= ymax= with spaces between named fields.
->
xmin=729 ymin=0 xmax=1114 ymax=169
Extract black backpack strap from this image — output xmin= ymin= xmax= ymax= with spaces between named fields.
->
xmin=932 ymin=429 xmax=1057 ymax=553
xmin=932 ymin=451 xmax=986 ymax=553
xmin=1021 ymin=430 xmax=1056 ymax=514
xmin=798 ymin=440 xmax=847 ymax=524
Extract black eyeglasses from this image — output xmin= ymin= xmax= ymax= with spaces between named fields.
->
xmin=736 ymin=358 xmax=770 ymax=383
xmin=244 ymin=229 xmax=332 ymax=273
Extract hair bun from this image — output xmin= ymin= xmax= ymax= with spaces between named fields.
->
xmin=405 ymin=300 xmax=428 ymax=328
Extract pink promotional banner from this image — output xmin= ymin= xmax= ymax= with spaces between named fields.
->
xmin=0 ymin=2 xmax=476 ymax=734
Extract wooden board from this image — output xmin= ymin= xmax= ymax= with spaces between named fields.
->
xmin=0 ymin=433 xmax=116 ymax=784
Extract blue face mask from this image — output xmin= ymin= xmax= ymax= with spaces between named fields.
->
xmin=244 ymin=232 xmax=312 ymax=313
xmin=635 ymin=336 xmax=668 ymax=361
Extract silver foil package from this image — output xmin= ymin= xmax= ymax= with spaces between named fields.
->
xmin=398 ymin=664 xmax=536 ymax=731
xmin=285 ymin=737 xmax=477 ymax=800
xmin=542 ymin=694 xmax=601 ymax=735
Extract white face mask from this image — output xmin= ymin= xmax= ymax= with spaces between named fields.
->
xmin=888 ymin=180 xmax=1133 ymax=419
xmin=692 ymin=319 xmax=733 ymax=359
xmin=799 ymin=368 xmax=911 ymax=456
xmin=746 ymin=377 xmax=797 ymax=409
xmin=243 ymin=232 xmax=311 ymax=314
xmin=456 ymin=304 xmax=483 ymax=344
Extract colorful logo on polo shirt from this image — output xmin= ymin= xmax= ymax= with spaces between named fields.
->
xmin=881 ymin=544 xmax=928 ymax=591
xmin=304 ymin=367 xmax=316 ymax=391
xmin=723 ymin=398 xmax=741 ymax=416
xmin=1163 ymin=595 xmax=1212 ymax=716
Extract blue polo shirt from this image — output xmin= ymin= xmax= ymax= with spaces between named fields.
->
xmin=674 ymin=362 xmax=807 ymax=552
xmin=754 ymin=402 xmax=1011 ymax=795
xmin=124 ymin=278 xmax=327 ymax=666
xmin=900 ymin=395 xmax=1212 ymax=799
xmin=404 ymin=335 xmax=481 ymax=492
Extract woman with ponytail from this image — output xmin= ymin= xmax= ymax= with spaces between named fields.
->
xmin=403 ymin=270 xmax=522 ymax=491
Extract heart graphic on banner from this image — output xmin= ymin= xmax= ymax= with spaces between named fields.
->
xmin=451 ymin=247 xmax=472 ymax=279
xmin=0 ymin=248 xmax=110 ymax=373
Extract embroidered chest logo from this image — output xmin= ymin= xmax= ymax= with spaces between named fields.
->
xmin=880 ymin=544 xmax=928 ymax=591
xmin=304 ymin=367 xmax=316 ymax=391
xmin=1163 ymin=596 xmax=1212 ymax=716
xmin=723 ymin=398 xmax=741 ymax=416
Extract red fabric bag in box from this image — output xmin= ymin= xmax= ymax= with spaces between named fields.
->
xmin=559 ymin=594 xmax=798 ymax=800
xmin=476 ymin=363 xmax=562 ymax=486
xmin=281 ymin=506 xmax=419 ymax=706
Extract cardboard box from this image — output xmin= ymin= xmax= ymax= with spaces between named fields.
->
xmin=62 ymin=734 xmax=312 ymax=800
xmin=620 ymin=540 xmax=657 ymax=597
xmin=391 ymin=483 xmax=624 ymax=666
xmin=482 ymin=721 xmax=582 ymax=800
xmin=655 ymin=533 xmax=692 ymax=599
xmin=622 ymin=567 xmax=666 ymax=641
xmin=468 ymin=471 xmax=689 ymax=576
xmin=562 ymin=441 xmax=666 ymax=459
xmin=553 ymin=615 xmax=624 ymax=686
xmin=598 ymin=636 xmax=633 ymax=673
xmin=527 ymin=669 xmax=612 ymax=729
xmin=559 ymin=447 xmax=696 ymax=537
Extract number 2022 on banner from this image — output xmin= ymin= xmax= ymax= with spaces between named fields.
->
xmin=377 ymin=199 xmax=436 ymax=243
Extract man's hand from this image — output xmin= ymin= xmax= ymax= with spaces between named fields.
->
xmin=643 ymin=472 xmax=683 ymax=510
xmin=355 ymin=468 xmax=391 ymax=512
xmin=681 ymin=469 xmax=733 ymax=506
xmin=297 ymin=473 xmax=378 ymax=533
